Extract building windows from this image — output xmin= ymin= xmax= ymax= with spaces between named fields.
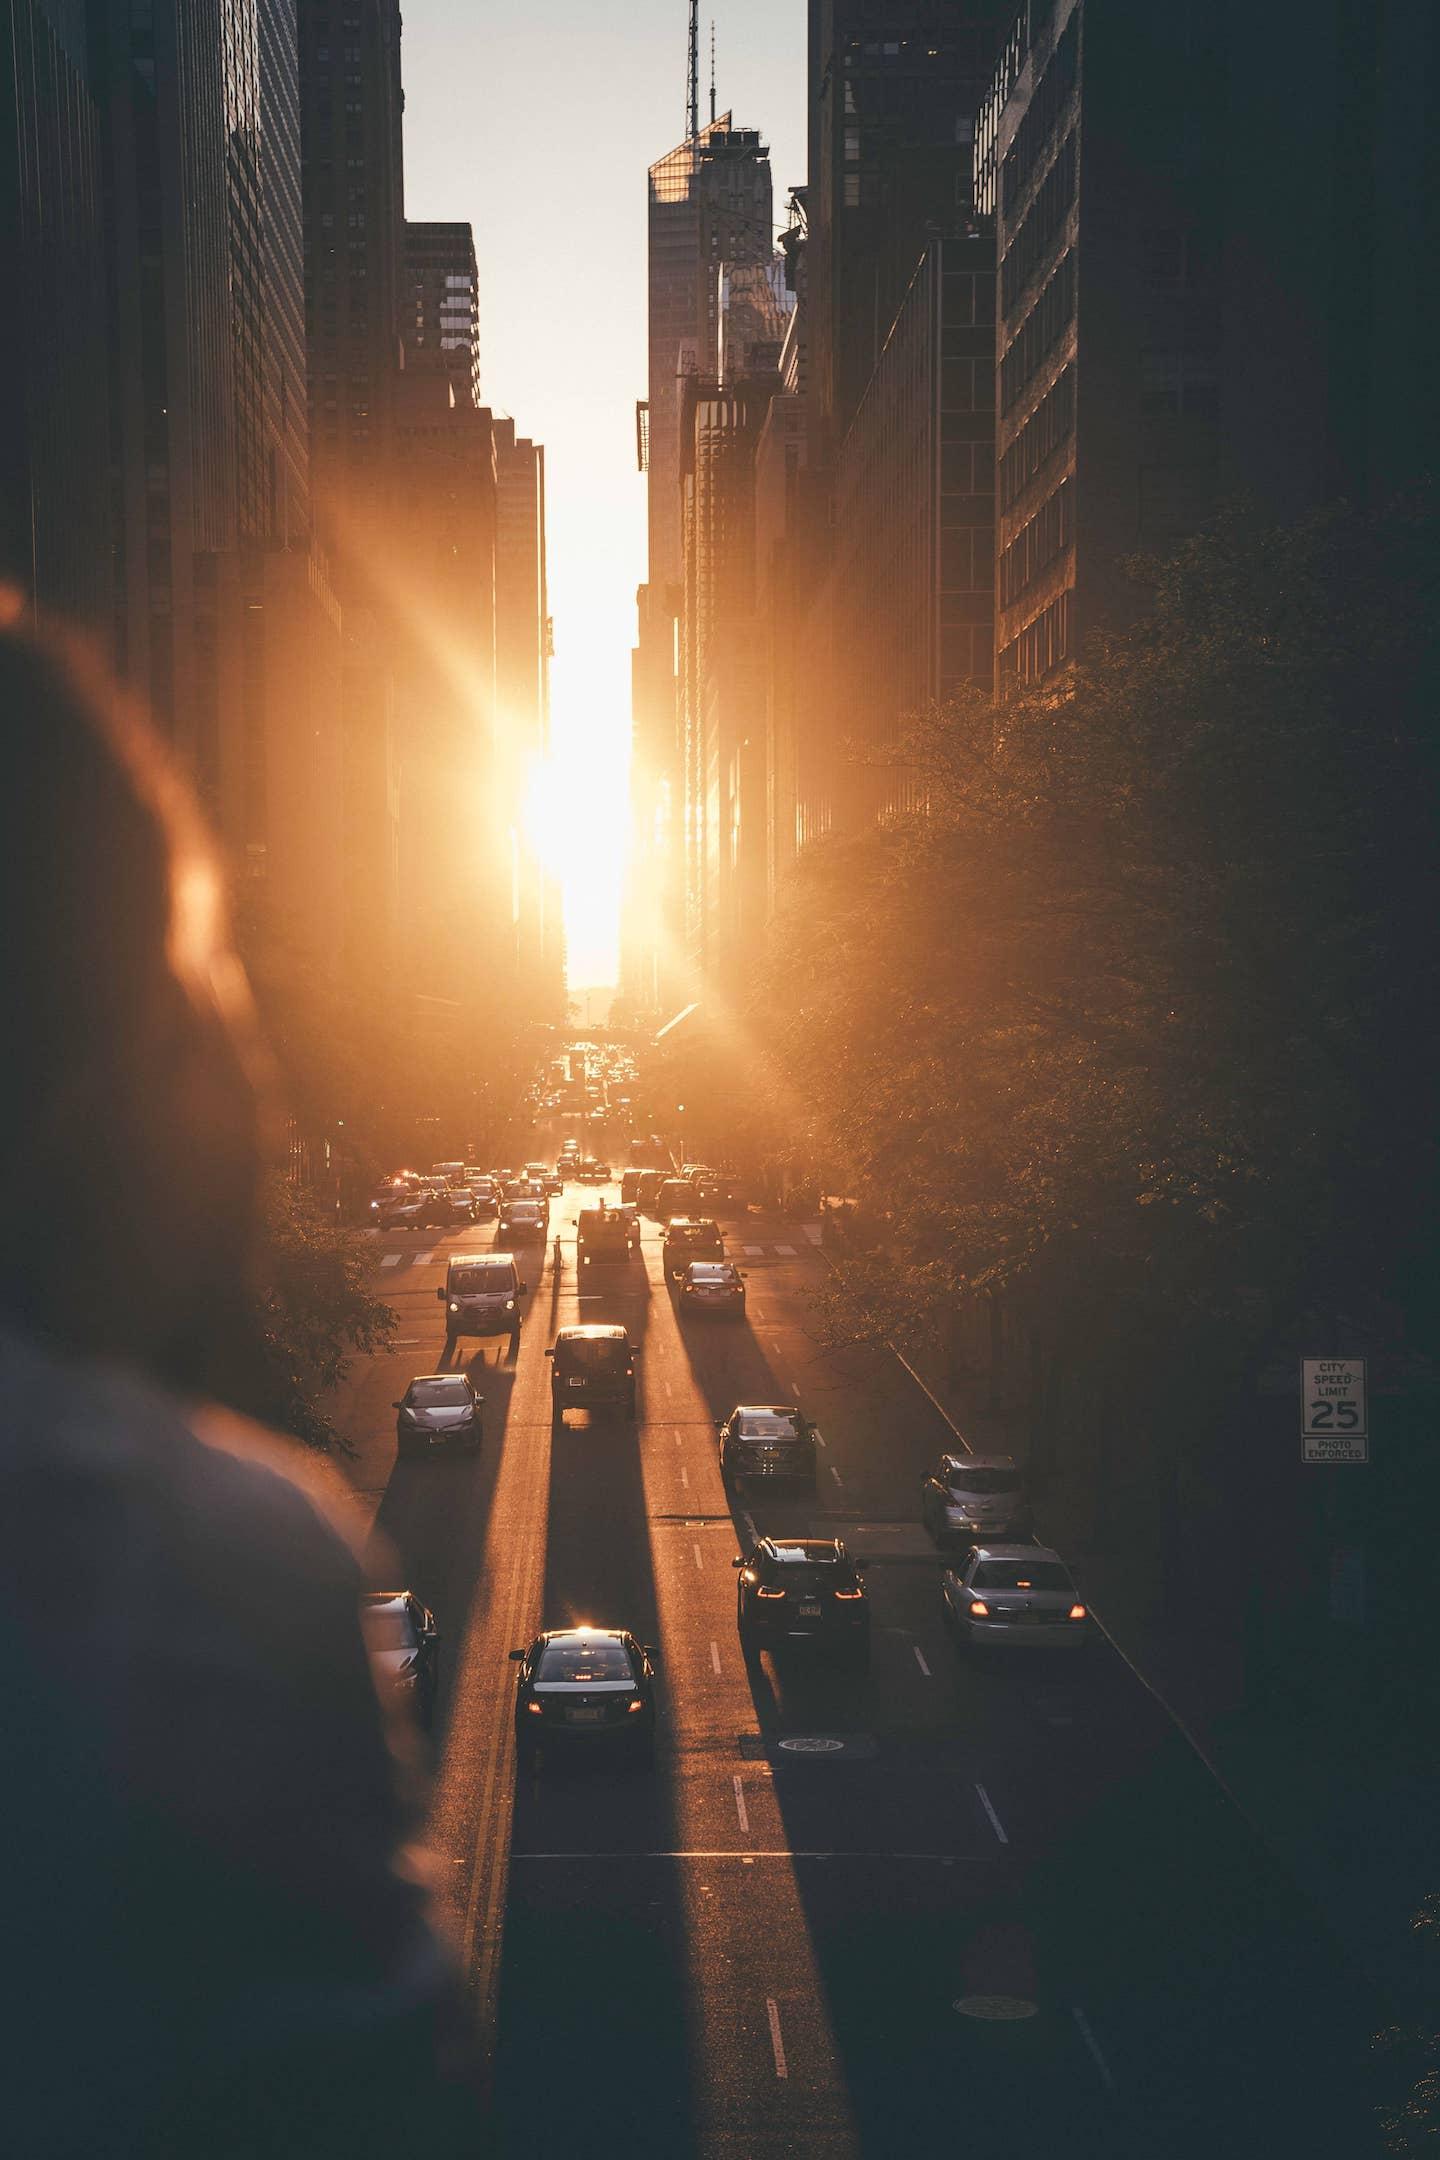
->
xmin=1001 ymin=10 xmax=1079 ymax=219
xmin=999 ymin=476 xmax=1073 ymax=607
xmin=1000 ymin=251 xmax=1075 ymax=415
xmin=1000 ymin=129 xmax=1076 ymax=314
xmin=1000 ymin=589 xmax=1072 ymax=681
xmin=999 ymin=365 xmax=1074 ymax=510
xmin=1140 ymin=348 xmax=1219 ymax=418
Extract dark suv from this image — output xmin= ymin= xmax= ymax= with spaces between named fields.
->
xmin=734 ymin=1538 xmax=870 ymax=1668
xmin=546 ymin=1325 xmax=639 ymax=1424
xmin=718 ymin=1404 xmax=814 ymax=1485
xmin=662 ymin=1216 xmax=723 ymax=1279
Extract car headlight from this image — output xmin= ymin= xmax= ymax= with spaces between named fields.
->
xmin=505 ymin=1298 xmax=516 ymax=1311
xmin=449 ymin=1301 xmax=460 ymax=1313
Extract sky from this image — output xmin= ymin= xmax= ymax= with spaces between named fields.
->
xmin=402 ymin=1 xmax=808 ymax=987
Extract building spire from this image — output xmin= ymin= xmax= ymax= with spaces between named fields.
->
xmin=687 ymin=0 xmax=699 ymax=141
xmin=710 ymin=20 xmax=717 ymax=126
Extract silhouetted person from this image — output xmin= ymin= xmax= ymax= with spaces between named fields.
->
xmin=0 ymin=619 xmax=478 ymax=2156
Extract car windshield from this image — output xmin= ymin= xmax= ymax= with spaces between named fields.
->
xmin=451 ymin=1264 xmax=514 ymax=1294
xmin=536 ymin=1638 xmax=633 ymax=1683
xmin=972 ymin=1561 xmax=1072 ymax=1592
xmin=671 ymin=1223 xmax=718 ymax=1243
xmin=361 ymin=1603 xmax=416 ymax=1650
xmin=409 ymin=1379 xmax=469 ymax=1408
xmin=559 ymin=1337 xmax=628 ymax=1369
xmin=507 ymin=1203 xmax=541 ymax=1217
xmin=738 ymin=1414 xmax=801 ymax=1437
xmin=763 ymin=1566 xmax=856 ymax=1595
xmin=947 ymin=1469 xmax=1021 ymax=1496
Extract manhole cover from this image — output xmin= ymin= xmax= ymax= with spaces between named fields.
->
xmin=952 ymin=1995 xmax=1039 ymax=2022
xmin=778 ymin=1736 xmax=846 ymax=1754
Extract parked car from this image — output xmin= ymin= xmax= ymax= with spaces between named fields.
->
xmin=920 ymin=1454 xmax=1032 ymax=1547
xmin=734 ymin=1538 xmax=869 ymax=1668
xmin=510 ymin=1628 xmax=657 ymax=1766
xmin=940 ymin=1544 xmax=1089 ymax=1652
xmin=718 ymin=1403 xmax=814 ymax=1486
xmin=393 ymin=1372 xmax=483 ymax=1459
xmin=546 ymin=1324 xmax=638 ymax=1423
xmin=680 ymin=1260 xmax=747 ymax=1317
xmin=361 ymin=1591 xmax=440 ymax=1727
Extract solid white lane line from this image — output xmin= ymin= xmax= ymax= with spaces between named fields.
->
xmin=680 ymin=1465 xmax=690 ymax=1488
xmin=766 ymin=1999 xmax=788 ymax=2079
xmin=733 ymin=1776 xmax=750 ymax=1834
xmin=975 ymin=1781 xmax=1009 ymax=1846
xmin=693 ymin=1543 xmax=704 ymax=1570
xmin=709 ymin=1640 xmax=722 ymax=1675
xmin=775 ymin=1244 xmax=796 ymax=1256
xmin=829 ymin=1464 xmax=844 ymax=1486
xmin=913 ymin=1645 xmax=932 ymax=1677
xmin=1072 ymin=2006 xmax=1116 ymax=2090
xmin=380 ymin=1254 xmax=402 ymax=1267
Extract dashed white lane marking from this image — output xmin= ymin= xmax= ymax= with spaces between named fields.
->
xmin=709 ymin=1640 xmax=722 ymax=1675
xmin=1072 ymin=2006 xmax=1116 ymax=2090
xmin=787 ymin=1378 xmax=802 ymax=1394
xmin=829 ymin=1464 xmax=844 ymax=1486
xmin=812 ymin=1428 xmax=827 ymax=1448
xmin=975 ymin=1781 xmax=1009 ymax=1846
xmin=766 ymin=1999 xmax=788 ymax=2079
xmin=680 ymin=1465 xmax=690 ymax=1488
xmin=913 ymin=1645 xmax=932 ymax=1677
xmin=775 ymin=1243 xmax=797 ymax=1256
xmin=693 ymin=1543 xmax=704 ymax=1571
xmin=380 ymin=1253 xmax=403 ymax=1267
xmin=744 ymin=1244 xmax=764 ymax=1256
xmin=733 ymin=1776 xmax=750 ymax=1834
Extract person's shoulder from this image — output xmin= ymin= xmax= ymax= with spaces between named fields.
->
xmin=0 ymin=1326 xmax=362 ymax=1568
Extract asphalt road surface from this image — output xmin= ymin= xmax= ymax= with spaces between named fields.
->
xmin=332 ymin=1163 xmax=1381 ymax=2160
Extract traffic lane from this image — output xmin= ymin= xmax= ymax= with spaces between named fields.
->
xmin=493 ymin=1262 xmax=696 ymax=2159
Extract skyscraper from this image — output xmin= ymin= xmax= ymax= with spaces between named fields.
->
xmin=403 ymin=220 xmax=481 ymax=408
xmin=0 ymin=0 xmax=110 ymax=638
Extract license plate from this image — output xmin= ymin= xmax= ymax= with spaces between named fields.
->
xmin=568 ymin=1378 xmax=585 ymax=1387
xmin=799 ymin=1602 xmax=822 ymax=1618
xmin=566 ymin=1706 xmax=604 ymax=1724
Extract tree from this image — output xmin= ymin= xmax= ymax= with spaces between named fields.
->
xmin=251 ymin=1175 xmax=397 ymax=1452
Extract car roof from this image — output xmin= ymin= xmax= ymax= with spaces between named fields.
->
xmin=970 ymin=1542 xmax=1066 ymax=1565
xmin=941 ymin=1452 xmax=1018 ymax=1473
xmin=759 ymin=1539 xmax=847 ymax=1562
xmin=734 ymin=1403 xmax=800 ymax=1417
xmin=555 ymin=1323 xmax=629 ymax=1341
xmin=406 ymin=1372 xmax=468 ymax=1386
xmin=450 ymin=1250 xmax=516 ymax=1265
xmin=534 ymin=1626 xmax=629 ymax=1646
xmin=362 ymin=1591 xmax=411 ymax=1611
xmin=667 ymin=1215 xmax=717 ymax=1229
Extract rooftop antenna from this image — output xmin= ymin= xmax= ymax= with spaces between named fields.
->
xmin=709 ymin=20 xmax=716 ymax=125
xmin=687 ymin=0 xmax=699 ymax=140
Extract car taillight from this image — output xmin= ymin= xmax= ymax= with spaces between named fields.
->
xmin=832 ymin=1588 xmax=864 ymax=1600
xmin=1068 ymin=1603 xmax=1087 ymax=1621
xmin=525 ymin=1700 xmax=543 ymax=1715
xmin=756 ymin=1586 xmax=786 ymax=1600
xmin=626 ymin=1698 xmax=644 ymax=1714
xmin=969 ymin=1599 xmax=990 ymax=1618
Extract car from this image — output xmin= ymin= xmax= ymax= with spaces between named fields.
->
xmin=546 ymin=1324 xmax=639 ymax=1423
xmin=680 ymin=1259 xmax=747 ymax=1316
xmin=920 ymin=1453 xmax=1032 ymax=1547
xmin=653 ymin=1177 xmax=697 ymax=1221
xmin=466 ymin=1179 xmax=499 ymax=1220
xmin=393 ymin=1372 xmax=483 ymax=1459
xmin=510 ymin=1627 xmax=657 ymax=1766
xmin=733 ymin=1539 xmax=869 ymax=1667
xmin=718 ymin=1403 xmax=814 ymax=1485
xmin=575 ymin=1158 xmax=611 ymax=1183
xmin=662 ymin=1216 xmax=724 ymax=1278
xmin=940 ymin=1544 xmax=1090 ymax=1652
xmin=499 ymin=1198 xmax=547 ymax=1242
xmin=634 ymin=1170 xmax=663 ymax=1215
xmin=376 ymin=1194 xmax=428 ymax=1231
xmin=430 ymin=1161 xmax=466 ymax=1183
xmin=438 ymin=1253 xmax=527 ymax=1349
xmin=620 ymin=1169 xmax=644 ymax=1205
xmin=610 ymin=1202 xmax=642 ymax=1250
xmin=576 ymin=1205 xmax=631 ymax=1265
xmin=361 ymin=1591 xmax=441 ymax=1727
xmin=438 ymin=1188 xmax=476 ymax=1225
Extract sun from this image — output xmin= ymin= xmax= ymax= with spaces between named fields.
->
xmin=522 ymin=747 xmax=629 ymax=983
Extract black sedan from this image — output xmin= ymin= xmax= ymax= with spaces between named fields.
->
xmin=510 ymin=1628 xmax=657 ymax=1766
xmin=361 ymin=1591 xmax=441 ymax=1727
xmin=393 ymin=1372 xmax=483 ymax=1459
xmin=679 ymin=1259 xmax=747 ymax=1316
xmin=734 ymin=1539 xmax=870 ymax=1668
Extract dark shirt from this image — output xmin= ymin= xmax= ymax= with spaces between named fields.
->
xmin=0 ymin=1329 xmax=476 ymax=2157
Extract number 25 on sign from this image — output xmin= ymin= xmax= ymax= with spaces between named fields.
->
xmin=1301 ymin=1358 xmax=1368 ymax=1463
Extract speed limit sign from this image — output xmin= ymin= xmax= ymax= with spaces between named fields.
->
xmin=1301 ymin=1359 xmax=1368 ymax=1462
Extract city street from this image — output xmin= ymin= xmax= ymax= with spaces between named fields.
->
xmin=330 ymin=1153 xmax=1379 ymax=2160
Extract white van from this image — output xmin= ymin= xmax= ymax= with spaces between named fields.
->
xmin=439 ymin=1252 xmax=527 ymax=1349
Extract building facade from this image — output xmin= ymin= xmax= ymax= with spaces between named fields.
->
xmin=403 ymin=219 xmax=481 ymax=408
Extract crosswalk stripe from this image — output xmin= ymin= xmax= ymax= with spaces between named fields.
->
xmin=413 ymin=1249 xmax=434 ymax=1263
xmin=380 ymin=1253 xmax=403 ymax=1268
xmin=803 ymin=1225 xmax=822 ymax=1246
xmin=743 ymin=1244 xmax=764 ymax=1256
xmin=774 ymin=1244 xmax=797 ymax=1256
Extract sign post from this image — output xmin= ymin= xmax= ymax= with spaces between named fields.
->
xmin=1300 ymin=1358 xmax=1368 ymax=1463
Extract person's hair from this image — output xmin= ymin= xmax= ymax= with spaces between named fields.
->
xmin=0 ymin=610 xmax=272 ymax=1389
